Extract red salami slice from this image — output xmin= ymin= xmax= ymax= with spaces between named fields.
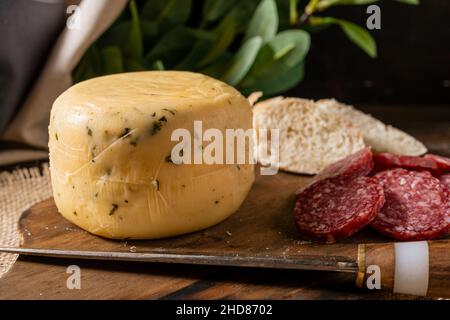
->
xmin=440 ymin=174 xmax=450 ymax=190
xmin=316 ymin=147 xmax=373 ymax=181
xmin=425 ymin=154 xmax=450 ymax=173
xmin=297 ymin=147 xmax=374 ymax=194
xmin=372 ymin=153 xmax=438 ymax=174
xmin=371 ymin=169 xmax=449 ymax=241
xmin=294 ymin=176 xmax=385 ymax=243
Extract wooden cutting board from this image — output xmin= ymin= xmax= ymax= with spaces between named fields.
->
xmin=14 ymin=171 xmax=391 ymax=268
xmin=0 ymin=169 xmax=407 ymax=300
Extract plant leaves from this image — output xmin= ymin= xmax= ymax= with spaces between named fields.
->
xmin=101 ymin=46 xmax=124 ymax=75
xmin=317 ymin=0 xmax=379 ymax=11
xmin=200 ymin=52 xmax=233 ymax=79
xmin=202 ymin=0 xmax=239 ymax=23
xmin=124 ymin=0 xmax=143 ymax=61
xmin=125 ymin=59 xmax=145 ymax=72
xmin=289 ymin=0 xmax=299 ymax=25
xmin=144 ymin=27 xmax=198 ymax=69
xmin=141 ymin=0 xmax=192 ymax=32
xmin=175 ymin=38 xmax=214 ymax=70
xmin=316 ymin=0 xmax=418 ymax=11
xmin=97 ymin=21 xmax=130 ymax=48
xmin=72 ymin=46 xmax=102 ymax=83
xmin=240 ymin=61 xmax=304 ymax=96
xmin=228 ymin=0 xmax=262 ymax=33
xmin=311 ymin=17 xmax=377 ymax=57
xmin=152 ymin=60 xmax=165 ymax=70
xmin=276 ymin=0 xmax=294 ymax=30
xmin=394 ymin=0 xmax=419 ymax=4
xmin=141 ymin=20 xmax=158 ymax=52
xmin=199 ymin=15 xmax=237 ymax=67
xmin=240 ymin=29 xmax=310 ymax=89
xmin=221 ymin=36 xmax=263 ymax=86
xmin=244 ymin=0 xmax=279 ymax=43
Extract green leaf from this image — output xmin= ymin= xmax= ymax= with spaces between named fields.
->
xmin=244 ymin=0 xmax=279 ymax=43
xmin=240 ymin=61 xmax=304 ymax=96
xmin=394 ymin=0 xmax=419 ymax=4
xmin=241 ymin=29 xmax=310 ymax=89
xmin=202 ymin=0 xmax=238 ymax=23
xmin=220 ymin=0 xmax=262 ymax=34
xmin=125 ymin=59 xmax=145 ymax=72
xmin=97 ymin=21 xmax=130 ymax=48
xmin=289 ymin=0 xmax=298 ymax=25
xmin=152 ymin=60 xmax=165 ymax=71
xmin=317 ymin=0 xmax=379 ymax=11
xmin=175 ymin=38 xmax=214 ymax=70
xmin=316 ymin=0 xmax=418 ymax=11
xmin=141 ymin=0 xmax=192 ymax=32
xmin=124 ymin=0 xmax=143 ymax=60
xmin=311 ymin=17 xmax=376 ymax=57
xmin=199 ymin=15 xmax=237 ymax=67
xmin=72 ymin=46 xmax=102 ymax=83
xmin=144 ymin=27 xmax=198 ymax=69
xmin=101 ymin=46 xmax=124 ymax=74
xmin=200 ymin=52 xmax=233 ymax=79
xmin=141 ymin=20 xmax=158 ymax=40
xmin=221 ymin=36 xmax=263 ymax=86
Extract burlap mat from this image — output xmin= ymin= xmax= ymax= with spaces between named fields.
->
xmin=0 ymin=164 xmax=52 ymax=278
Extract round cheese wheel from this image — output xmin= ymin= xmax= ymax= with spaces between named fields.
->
xmin=49 ymin=71 xmax=254 ymax=239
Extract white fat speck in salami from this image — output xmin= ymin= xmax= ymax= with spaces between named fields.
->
xmin=371 ymin=169 xmax=449 ymax=241
xmin=294 ymin=176 xmax=385 ymax=244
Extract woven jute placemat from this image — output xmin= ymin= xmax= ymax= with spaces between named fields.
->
xmin=0 ymin=164 xmax=52 ymax=278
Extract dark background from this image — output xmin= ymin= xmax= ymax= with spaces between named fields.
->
xmin=1 ymin=0 xmax=450 ymax=137
xmin=293 ymin=0 xmax=450 ymax=105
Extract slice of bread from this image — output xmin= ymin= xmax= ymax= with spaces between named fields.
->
xmin=316 ymin=99 xmax=427 ymax=156
xmin=253 ymin=97 xmax=366 ymax=174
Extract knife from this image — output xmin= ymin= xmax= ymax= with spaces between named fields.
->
xmin=1 ymin=240 xmax=449 ymax=298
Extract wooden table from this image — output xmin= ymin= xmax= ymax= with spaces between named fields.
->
xmin=0 ymin=105 xmax=448 ymax=300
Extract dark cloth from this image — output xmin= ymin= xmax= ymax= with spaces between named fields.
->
xmin=0 ymin=0 xmax=65 ymax=134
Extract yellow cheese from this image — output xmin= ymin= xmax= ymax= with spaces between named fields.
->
xmin=49 ymin=71 xmax=254 ymax=239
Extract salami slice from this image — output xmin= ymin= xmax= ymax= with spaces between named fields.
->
xmin=372 ymin=153 xmax=438 ymax=174
xmin=440 ymin=174 xmax=450 ymax=190
xmin=316 ymin=147 xmax=373 ymax=181
xmin=294 ymin=176 xmax=385 ymax=243
xmin=371 ymin=169 xmax=449 ymax=241
xmin=424 ymin=154 xmax=450 ymax=173
xmin=297 ymin=147 xmax=374 ymax=194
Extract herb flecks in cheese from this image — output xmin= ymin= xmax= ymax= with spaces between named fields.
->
xmin=119 ymin=127 xmax=131 ymax=138
xmin=151 ymin=116 xmax=167 ymax=136
xmin=109 ymin=204 xmax=119 ymax=216
xmin=162 ymin=108 xmax=176 ymax=115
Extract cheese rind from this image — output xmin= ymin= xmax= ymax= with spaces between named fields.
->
xmin=49 ymin=71 xmax=254 ymax=239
